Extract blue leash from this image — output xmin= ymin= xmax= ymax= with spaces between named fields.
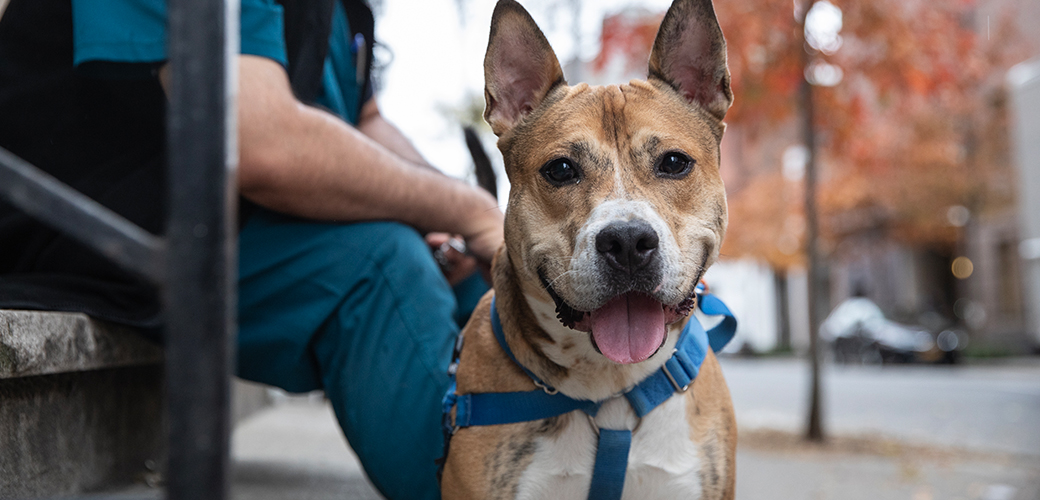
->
xmin=441 ymin=290 xmax=736 ymax=499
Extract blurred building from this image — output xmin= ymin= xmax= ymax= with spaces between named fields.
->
xmin=1008 ymin=58 xmax=1040 ymax=349
xmin=957 ymin=0 xmax=1040 ymax=353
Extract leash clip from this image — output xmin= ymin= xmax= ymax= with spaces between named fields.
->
xmin=661 ymin=348 xmax=690 ymax=392
xmin=442 ymin=391 xmax=461 ymax=436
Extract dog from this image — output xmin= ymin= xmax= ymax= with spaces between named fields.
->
xmin=440 ymin=0 xmax=736 ymax=498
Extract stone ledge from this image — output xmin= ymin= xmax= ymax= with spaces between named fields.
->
xmin=0 ymin=365 xmax=166 ymax=498
xmin=0 ymin=310 xmax=162 ymax=379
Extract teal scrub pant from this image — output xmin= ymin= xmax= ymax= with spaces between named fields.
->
xmin=237 ymin=208 xmax=483 ymax=500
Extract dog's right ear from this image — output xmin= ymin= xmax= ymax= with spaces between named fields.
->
xmin=483 ymin=0 xmax=565 ymax=136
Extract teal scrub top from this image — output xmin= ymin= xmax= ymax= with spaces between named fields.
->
xmin=71 ymin=0 xmax=364 ymax=124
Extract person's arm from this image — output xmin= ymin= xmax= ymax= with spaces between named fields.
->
xmin=186 ymin=55 xmax=502 ymax=262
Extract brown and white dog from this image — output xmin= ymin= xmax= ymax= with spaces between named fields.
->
xmin=441 ymin=0 xmax=736 ymax=498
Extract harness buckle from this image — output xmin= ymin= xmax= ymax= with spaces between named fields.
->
xmin=535 ymin=380 xmax=559 ymax=395
xmin=661 ymin=349 xmax=690 ymax=392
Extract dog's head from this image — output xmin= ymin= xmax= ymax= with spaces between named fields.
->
xmin=486 ymin=0 xmax=731 ymax=367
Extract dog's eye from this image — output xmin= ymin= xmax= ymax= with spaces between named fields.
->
xmin=541 ymin=158 xmax=581 ymax=186
xmin=656 ymin=152 xmax=694 ymax=178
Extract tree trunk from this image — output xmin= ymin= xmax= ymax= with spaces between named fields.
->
xmin=775 ymin=269 xmax=791 ymax=350
xmin=799 ymin=0 xmax=826 ymax=442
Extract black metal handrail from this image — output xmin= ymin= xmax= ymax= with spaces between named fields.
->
xmin=0 ymin=0 xmax=235 ymax=498
xmin=0 ymin=147 xmax=167 ymax=284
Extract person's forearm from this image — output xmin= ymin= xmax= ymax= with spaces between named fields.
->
xmin=242 ymin=100 xmax=491 ymax=231
xmin=236 ymin=56 xmax=501 ymax=247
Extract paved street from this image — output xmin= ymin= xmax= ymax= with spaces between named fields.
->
xmin=721 ymin=357 xmax=1040 ymax=456
xmin=230 ymin=357 xmax=1040 ymax=499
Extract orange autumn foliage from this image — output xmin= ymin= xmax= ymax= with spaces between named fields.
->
xmin=589 ymin=0 xmax=1028 ymax=269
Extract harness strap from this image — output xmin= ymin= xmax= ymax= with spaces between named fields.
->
xmin=699 ymin=293 xmax=737 ymax=352
xmin=624 ymin=316 xmax=707 ymax=417
xmin=624 ymin=292 xmax=735 ymax=417
xmin=490 ymin=297 xmax=557 ymax=392
xmin=589 ymin=429 xmax=631 ymax=500
xmin=454 ymin=388 xmax=598 ymax=427
xmin=442 ymin=292 xmax=737 ymax=499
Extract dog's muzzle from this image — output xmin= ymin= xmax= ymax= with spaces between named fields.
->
xmin=594 ymin=220 xmax=664 ymax=297
xmin=535 ymin=220 xmax=706 ymax=364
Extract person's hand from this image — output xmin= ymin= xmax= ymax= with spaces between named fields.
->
xmin=427 ymin=232 xmax=479 ymax=286
xmin=458 ymin=194 xmax=504 ymax=282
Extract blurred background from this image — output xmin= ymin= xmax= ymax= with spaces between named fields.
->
xmin=372 ymin=0 xmax=1040 ymax=361
xmin=4 ymin=0 xmax=1029 ymax=497
xmin=333 ymin=0 xmax=1040 ymax=498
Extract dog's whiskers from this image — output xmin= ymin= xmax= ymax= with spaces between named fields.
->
xmin=546 ymin=270 xmax=576 ymax=290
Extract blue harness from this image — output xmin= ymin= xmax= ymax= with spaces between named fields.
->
xmin=440 ymin=290 xmax=737 ymax=499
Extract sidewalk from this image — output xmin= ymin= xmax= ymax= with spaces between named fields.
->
xmin=231 ymin=397 xmax=381 ymax=500
xmin=738 ymin=430 xmax=1040 ymax=500
xmin=230 ymin=395 xmax=1040 ymax=500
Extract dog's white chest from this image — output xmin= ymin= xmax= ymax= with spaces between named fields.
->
xmin=514 ymin=394 xmax=703 ymax=500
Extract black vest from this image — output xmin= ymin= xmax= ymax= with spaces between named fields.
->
xmin=280 ymin=0 xmax=374 ymax=106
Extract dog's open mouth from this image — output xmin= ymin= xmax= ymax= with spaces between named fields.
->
xmin=540 ymin=274 xmax=698 ymax=365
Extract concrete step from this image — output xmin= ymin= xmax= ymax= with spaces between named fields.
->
xmin=0 ymin=310 xmax=164 ymax=499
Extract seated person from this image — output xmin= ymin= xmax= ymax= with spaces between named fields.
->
xmin=0 ymin=1 xmax=502 ymax=498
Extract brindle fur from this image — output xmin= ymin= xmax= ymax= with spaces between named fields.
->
xmin=442 ymin=0 xmax=736 ymax=497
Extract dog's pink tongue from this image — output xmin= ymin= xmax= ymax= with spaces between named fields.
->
xmin=590 ymin=293 xmax=666 ymax=364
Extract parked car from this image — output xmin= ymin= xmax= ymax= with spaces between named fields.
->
xmin=822 ymin=297 xmax=966 ymax=364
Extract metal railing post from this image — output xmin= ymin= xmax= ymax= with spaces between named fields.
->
xmin=1 ymin=0 xmax=239 ymax=497
xmin=165 ymin=0 xmax=238 ymax=498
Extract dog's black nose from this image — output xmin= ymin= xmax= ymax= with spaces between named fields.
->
xmin=595 ymin=220 xmax=659 ymax=273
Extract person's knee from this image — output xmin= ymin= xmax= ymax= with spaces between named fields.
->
xmin=313 ymin=222 xmax=457 ymax=357
xmin=346 ymin=222 xmax=448 ymax=289
xmin=357 ymin=221 xmax=429 ymax=263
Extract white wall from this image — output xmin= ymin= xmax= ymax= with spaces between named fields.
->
xmin=786 ymin=267 xmax=811 ymax=352
xmin=703 ymin=259 xmax=780 ymax=353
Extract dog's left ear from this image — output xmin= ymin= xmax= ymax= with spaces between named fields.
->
xmin=648 ymin=0 xmax=733 ymax=122
xmin=483 ymin=0 xmax=565 ymax=136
